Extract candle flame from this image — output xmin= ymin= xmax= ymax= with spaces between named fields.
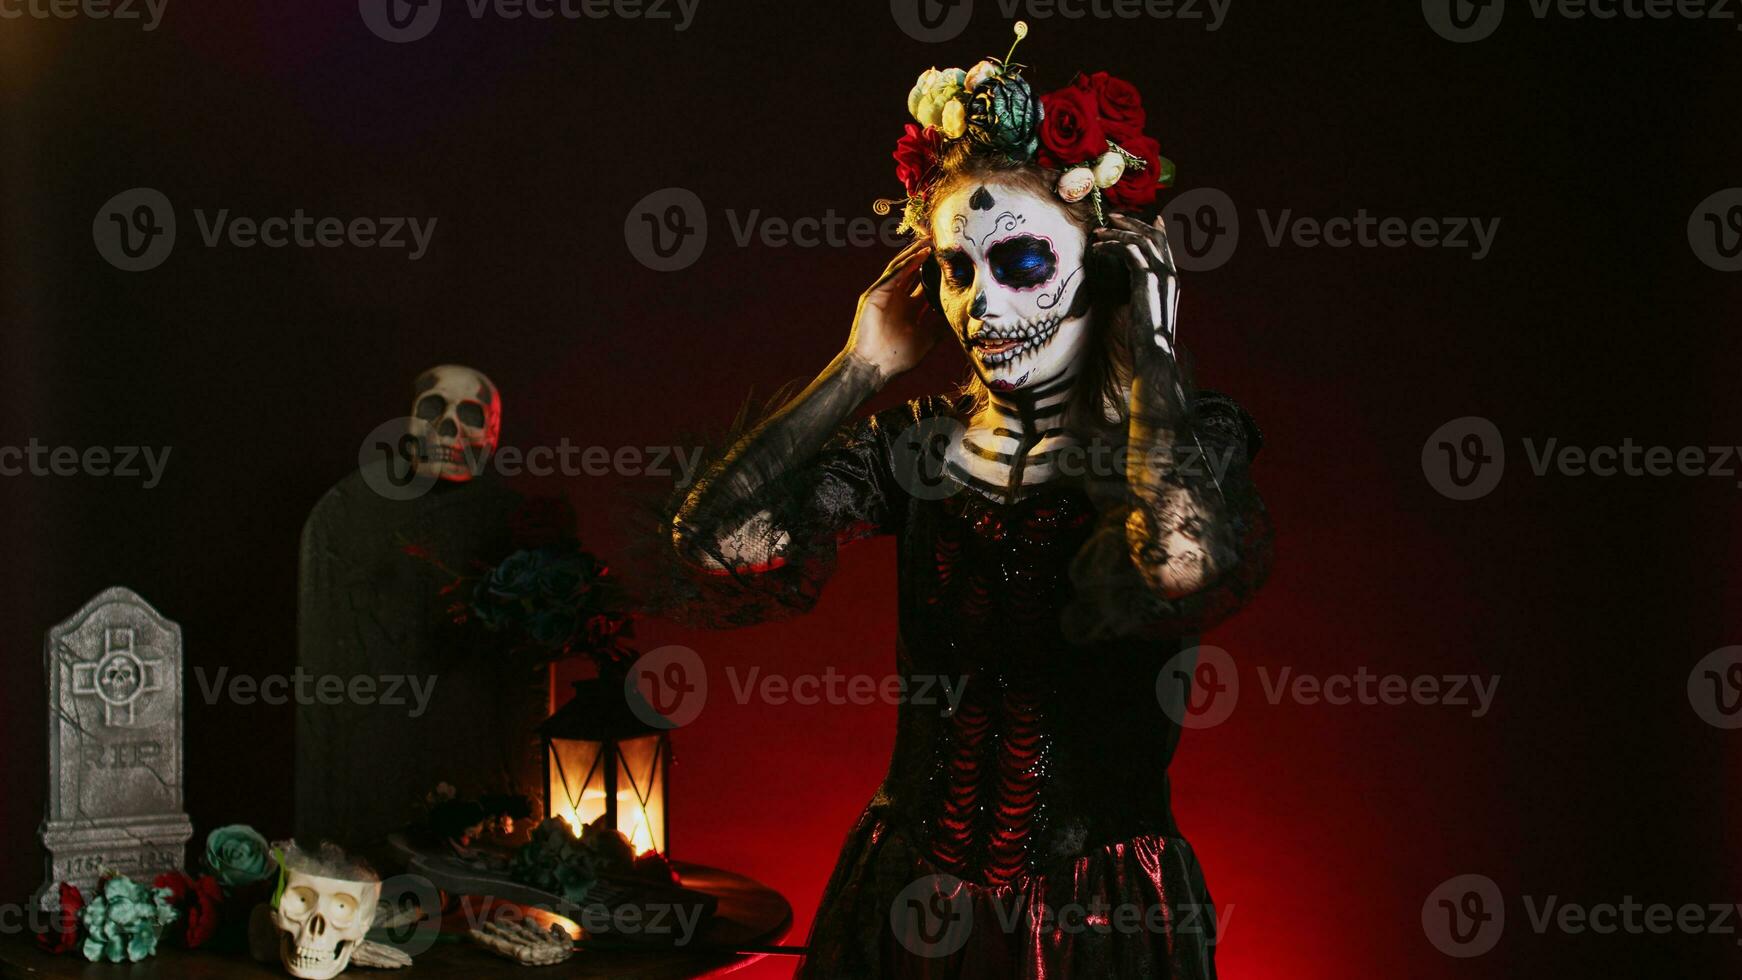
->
xmin=552 ymin=799 xmax=657 ymax=856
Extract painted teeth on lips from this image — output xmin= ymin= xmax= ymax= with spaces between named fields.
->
xmin=972 ymin=315 xmax=1061 ymax=366
xmin=972 ymin=316 xmax=1058 ymax=345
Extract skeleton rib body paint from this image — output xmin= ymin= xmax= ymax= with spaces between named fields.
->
xmin=932 ymin=182 xmax=1093 ymax=501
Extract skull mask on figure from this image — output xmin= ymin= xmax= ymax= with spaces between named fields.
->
xmin=406 ymin=365 xmax=501 ymax=482
xmin=930 ymin=180 xmax=1095 ymax=393
xmin=271 ymin=844 xmax=382 ymax=980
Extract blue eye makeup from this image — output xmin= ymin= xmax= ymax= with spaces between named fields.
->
xmin=941 ymin=250 xmax=976 ymax=287
xmin=986 ymin=235 xmax=1057 ymax=289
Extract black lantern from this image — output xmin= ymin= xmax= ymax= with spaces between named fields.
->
xmin=538 ymin=675 xmax=670 ymax=855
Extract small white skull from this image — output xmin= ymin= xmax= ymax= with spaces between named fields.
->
xmin=407 ymin=365 xmax=501 ymax=482
xmin=99 ymin=655 xmax=141 ymax=701
xmin=273 ymin=870 xmax=382 ymax=979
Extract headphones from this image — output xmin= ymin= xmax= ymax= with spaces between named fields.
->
xmin=921 ymin=254 xmax=944 ymax=313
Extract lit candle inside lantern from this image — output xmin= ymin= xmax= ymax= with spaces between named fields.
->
xmin=552 ymin=787 xmax=660 ymax=855
xmin=540 ymin=679 xmax=671 ymax=858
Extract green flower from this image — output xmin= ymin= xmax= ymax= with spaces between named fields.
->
xmin=79 ymin=877 xmax=177 ymax=963
xmin=967 ymin=73 xmax=1042 ymax=157
xmin=204 ymin=824 xmax=276 ymax=888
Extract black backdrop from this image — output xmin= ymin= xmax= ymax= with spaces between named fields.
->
xmin=2 ymin=1 xmax=1739 ymax=976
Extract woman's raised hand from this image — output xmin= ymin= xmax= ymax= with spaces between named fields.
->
xmin=845 ymin=237 xmax=939 ymax=381
xmin=1092 ymin=213 xmax=1180 ymax=360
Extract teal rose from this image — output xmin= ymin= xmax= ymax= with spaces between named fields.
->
xmin=204 ymin=824 xmax=275 ymax=889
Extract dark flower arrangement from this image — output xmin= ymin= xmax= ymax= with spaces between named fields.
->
xmin=468 ymin=541 xmax=635 ymax=668
xmin=409 ymin=781 xmax=536 ymax=851
xmin=507 ymin=816 xmax=629 ymax=907
xmin=402 ymin=498 xmax=638 ymax=672
xmin=507 ymin=815 xmax=677 ymax=909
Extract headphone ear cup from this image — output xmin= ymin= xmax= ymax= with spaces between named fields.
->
xmin=921 ymin=255 xmax=943 ymax=313
xmin=1086 ymin=245 xmax=1126 ymax=309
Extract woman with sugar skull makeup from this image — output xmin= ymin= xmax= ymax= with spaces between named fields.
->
xmin=664 ymin=25 xmax=1268 ymax=979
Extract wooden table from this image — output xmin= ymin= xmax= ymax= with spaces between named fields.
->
xmin=1 ymin=865 xmax=794 ymax=980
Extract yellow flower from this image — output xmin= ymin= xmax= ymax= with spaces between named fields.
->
xmin=908 ymin=67 xmax=967 ymax=127
xmin=941 ymin=100 xmax=967 ymax=139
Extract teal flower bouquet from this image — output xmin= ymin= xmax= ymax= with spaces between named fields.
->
xmin=79 ymin=876 xmax=179 ymax=963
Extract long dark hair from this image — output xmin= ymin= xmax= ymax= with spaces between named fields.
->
xmin=922 ymin=150 xmax=1137 ymax=435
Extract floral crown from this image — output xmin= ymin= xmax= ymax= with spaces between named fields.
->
xmin=879 ymin=22 xmax=1175 ymax=232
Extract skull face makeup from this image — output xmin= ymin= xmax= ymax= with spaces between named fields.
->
xmin=929 ymin=181 xmax=1093 ymax=393
xmin=407 ymin=365 xmax=501 ymax=482
xmin=273 ymin=868 xmax=381 ymax=979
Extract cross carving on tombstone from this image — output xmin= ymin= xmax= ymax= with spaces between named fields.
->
xmin=70 ymin=627 xmax=165 ymax=727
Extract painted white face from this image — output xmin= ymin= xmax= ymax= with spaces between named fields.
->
xmin=930 ymin=180 xmax=1093 ymax=392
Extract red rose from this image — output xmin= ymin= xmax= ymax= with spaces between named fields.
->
xmin=1075 ymin=71 xmax=1146 ymax=143
xmin=154 ymin=870 xmax=225 ymax=949
xmin=1104 ymin=134 xmax=1169 ymax=211
xmin=35 ymin=882 xmax=83 ymax=954
xmin=893 ymin=123 xmax=942 ymax=197
xmin=1036 ymin=84 xmax=1106 ymax=169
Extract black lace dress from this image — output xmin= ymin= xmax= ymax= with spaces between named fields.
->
xmin=663 ymin=380 xmax=1268 ymax=979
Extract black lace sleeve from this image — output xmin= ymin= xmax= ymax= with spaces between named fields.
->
xmin=1063 ymin=356 xmax=1272 ymax=641
xmin=657 ymin=355 xmax=914 ymax=628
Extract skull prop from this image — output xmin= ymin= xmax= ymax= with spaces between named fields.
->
xmin=272 ymin=844 xmax=383 ymax=980
xmin=407 ymin=364 xmax=502 ymax=482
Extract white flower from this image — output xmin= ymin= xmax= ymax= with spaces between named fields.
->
xmin=1057 ymin=167 xmax=1095 ymax=203
xmin=1092 ymin=150 xmax=1126 ymax=188
xmin=965 ymin=59 xmax=1003 ymax=91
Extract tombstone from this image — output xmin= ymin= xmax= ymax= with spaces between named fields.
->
xmin=40 ymin=587 xmax=193 ymax=901
xmin=295 ymin=461 xmax=550 ymax=849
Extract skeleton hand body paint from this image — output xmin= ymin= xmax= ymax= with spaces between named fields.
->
xmin=930 ymin=181 xmax=1094 ymax=498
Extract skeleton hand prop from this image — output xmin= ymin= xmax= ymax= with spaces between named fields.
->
xmin=350 ymin=942 xmax=413 ymax=969
xmin=469 ymin=918 xmax=575 ymax=966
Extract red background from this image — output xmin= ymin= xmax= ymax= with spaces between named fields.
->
xmin=2 ymin=1 xmax=1739 ymax=976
